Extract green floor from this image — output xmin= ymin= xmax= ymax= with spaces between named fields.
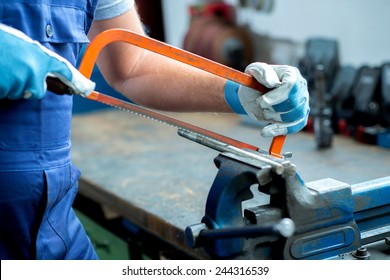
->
xmin=75 ymin=210 xmax=130 ymax=260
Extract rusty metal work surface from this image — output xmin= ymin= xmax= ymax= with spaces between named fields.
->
xmin=71 ymin=109 xmax=390 ymax=257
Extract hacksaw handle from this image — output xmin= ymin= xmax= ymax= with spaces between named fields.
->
xmin=79 ymin=29 xmax=286 ymax=157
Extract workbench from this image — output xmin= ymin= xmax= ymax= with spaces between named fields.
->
xmin=71 ymin=109 xmax=390 ymax=259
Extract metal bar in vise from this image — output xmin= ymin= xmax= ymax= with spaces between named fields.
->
xmin=178 ymin=129 xmax=288 ymax=175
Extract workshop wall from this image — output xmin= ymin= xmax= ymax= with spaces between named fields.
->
xmin=162 ymin=0 xmax=390 ymax=66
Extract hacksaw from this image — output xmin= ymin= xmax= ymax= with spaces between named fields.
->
xmin=49 ymin=29 xmax=286 ymax=159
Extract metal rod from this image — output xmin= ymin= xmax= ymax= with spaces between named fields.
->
xmin=178 ymin=129 xmax=285 ymax=175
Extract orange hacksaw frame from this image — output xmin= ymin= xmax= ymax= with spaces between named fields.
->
xmin=78 ymin=29 xmax=285 ymax=158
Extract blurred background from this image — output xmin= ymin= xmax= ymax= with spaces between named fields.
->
xmin=134 ymin=0 xmax=390 ymax=148
xmin=161 ymin=0 xmax=389 ymax=66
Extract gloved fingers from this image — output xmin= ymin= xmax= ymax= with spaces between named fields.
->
xmin=238 ymin=74 xmax=308 ymax=124
xmin=0 ymin=70 xmax=15 ymax=99
xmin=245 ymin=62 xmax=282 ymax=88
xmin=250 ymin=64 xmax=297 ymax=107
xmin=3 ymin=78 xmax=25 ymax=100
xmin=272 ymin=65 xmax=300 ymax=84
xmin=261 ymin=116 xmax=308 ymax=137
xmin=45 ymin=52 xmax=95 ymax=97
xmin=257 ymin=77 xmax=308 ymax=113
xmin=237 ymin=62 xmax=310 ymax=136
xmin=281 ymin=98 xmax=310 ymax=123
xmin=263 ymin=98 xmax=310 ymax=123
xmin=49 ymin=70 xmax=95 ymax=97
xmin=261 ymin=122 xmax=287 ymax=137
xmin=22 ymin=88 xmax=46 ymax=100
xmin=68 ymin=69 xmax=96 ymax=97
xmin=3 ymin=66 xmax=45 ymax=100
xmin=21 ymin=73 xmax=47 ymax=100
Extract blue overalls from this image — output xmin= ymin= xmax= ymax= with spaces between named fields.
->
xmin=0 ymin=0 xmax=99 ymax=259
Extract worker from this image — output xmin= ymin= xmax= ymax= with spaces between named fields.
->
xmin=0 ymin=0 xmax=309 ymax=259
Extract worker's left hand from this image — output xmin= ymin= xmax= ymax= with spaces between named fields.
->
xmin=241 ymin=62 xmax=309 ymax=137
xmin=224 ymin=62 xmax=309 ymax=137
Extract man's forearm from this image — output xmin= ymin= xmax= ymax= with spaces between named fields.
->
xmin=115 ymin=49 xmax=232 ymax=112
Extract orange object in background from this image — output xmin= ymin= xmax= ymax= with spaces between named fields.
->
xmin=183 ymin=2 xmax=253 ymax=71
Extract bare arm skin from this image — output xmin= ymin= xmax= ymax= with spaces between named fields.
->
xmin=87 ymin=7 xmax=232 ymax=113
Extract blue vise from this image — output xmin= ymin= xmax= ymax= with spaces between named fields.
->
xmin=185 ymin=152 xmax=390 ymax=260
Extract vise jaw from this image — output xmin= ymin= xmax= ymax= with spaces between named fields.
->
xmin=282 ymin=178 xmax=360 ymax=259
xmin=185 ymin=151 xmax=362 ymax=259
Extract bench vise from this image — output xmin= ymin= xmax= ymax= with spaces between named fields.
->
xmin=184 ymin=145 xmax=390 ymax=260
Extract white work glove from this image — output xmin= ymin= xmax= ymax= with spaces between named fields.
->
xmin=224 ymin=62 xmax=309 ymax=137
xmin=0 ymin=23 xmax=95 ymax=100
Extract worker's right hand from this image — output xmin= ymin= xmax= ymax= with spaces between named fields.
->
xmin=0 ymin=24 xmax=95 ymax=100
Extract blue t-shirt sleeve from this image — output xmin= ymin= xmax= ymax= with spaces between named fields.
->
xmin=94 ymin=0 xmax=135 ymax=21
